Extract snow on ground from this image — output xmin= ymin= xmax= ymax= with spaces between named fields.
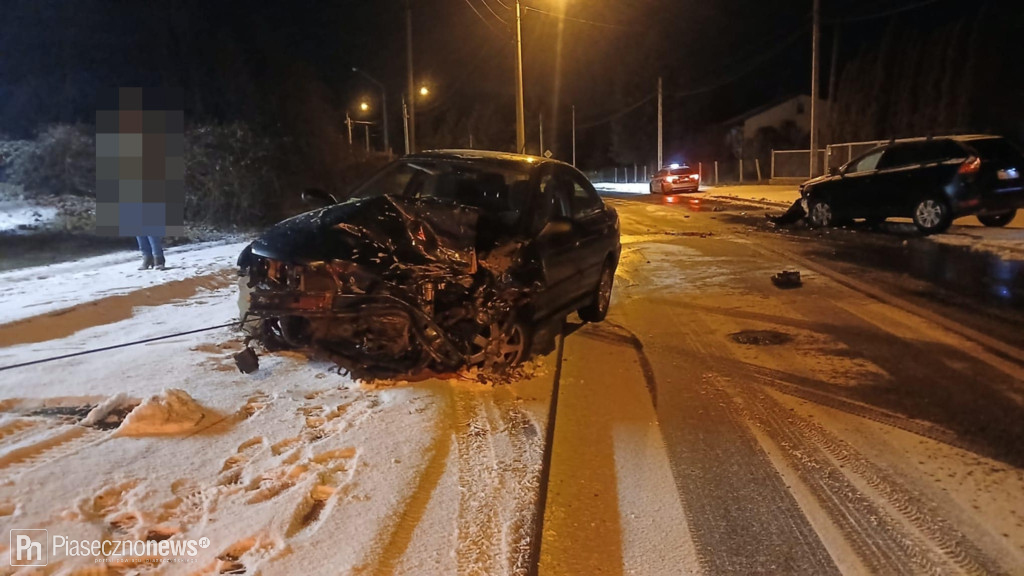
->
xmin=594 ymin=182 xmax=650 ymax=195
xmin=0 ymin=200 xmax=57 ymax=233
xmin=0 ymin=240 xmax=248 ymax=326
xmin=0 ymin=248 xmax=554 ymax=574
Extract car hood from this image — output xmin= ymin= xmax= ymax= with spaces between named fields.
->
xmin=802 ymin=174 xmax=836 ymax=188
xmin=250 ymin=195 xmax=479 ymax=273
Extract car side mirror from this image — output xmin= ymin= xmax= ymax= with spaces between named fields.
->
xmin=302 ymin=188 xmax=338 ymax=208
xmin=828 ymin=166 xmax=840 ymax=177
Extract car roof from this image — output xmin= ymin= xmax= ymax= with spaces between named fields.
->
xmin=405 ymin=149 xmax=567 ymax=171
xmin=881 ymin=134 xmax=997 ymax=146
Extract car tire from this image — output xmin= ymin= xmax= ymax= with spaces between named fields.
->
xmin=978 ymin=210 xmax=1016 ymax=228
xmin=912 ymin=198 xmax=952 ymax=234
xmin=807 ymin=200 xmax=834 ymax=228
xmin=579 ymin=260 xmax=615 ymax=323
xmin=467 ymin=316 xmax=531 ymax=371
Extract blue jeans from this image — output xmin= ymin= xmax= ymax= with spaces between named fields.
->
xmin=136 ymin=236 xmax=164 ymax=260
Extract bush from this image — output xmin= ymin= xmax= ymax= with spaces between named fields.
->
xmin=7 ymin=124 xmax=94 ymax=197
xmin=183 ymin=123 xmax=282 ymax=228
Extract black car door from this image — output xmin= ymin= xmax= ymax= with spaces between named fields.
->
xmin=833 ymin=148 xmax=885 ymax=218
xmin=562 ymin=166 xmax=612 ymax=291
xmin=528 ymin=167 xmax=585 ymax=319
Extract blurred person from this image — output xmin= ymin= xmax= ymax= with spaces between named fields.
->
xmin=136 ymin=235 xmax=166 ymax=270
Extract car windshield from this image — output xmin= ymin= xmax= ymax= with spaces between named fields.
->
xmin=348 ymin=159 xmax=534 ymax=230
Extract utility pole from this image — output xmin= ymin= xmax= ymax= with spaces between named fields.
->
xmin=402 ymin=98 xmax=410 ymax=155
xmin=406 ymin=0 xmax=416 ymax=153
xmin=810 ymin=0 xmax=821 ymax=177
xmin=346 ymin=112 xmax=353 ymax=146
xmin=571 ymin=105 xmax=576 ymax=166
xmin=539 ymin=112 xmax=544 ymax=155
xmin=657 ymin=77 xmax=663 ymax=169
xmin=365 ymin=124 xmax=370 ymax=152
xmin=514 ymin=0 xmax=526 ymax=153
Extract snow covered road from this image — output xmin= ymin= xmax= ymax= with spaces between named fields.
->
xmin=0 ymin=244 xmax=555 ymax=574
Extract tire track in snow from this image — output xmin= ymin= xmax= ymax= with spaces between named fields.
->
xmin=453 ymin=389 xmax=505 ymax=576
xmin=0 ymin=424 xmax=109 ymax=480
xmin=747 ymin=386 xmax=1002 ymax=575
xmin=367 ymin=402 xmax=453 ymax=576
xmin=489 ymin=393 xmax=543 ymax=576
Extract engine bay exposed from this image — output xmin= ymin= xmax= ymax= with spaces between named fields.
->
xmin=235 ymin=195 xmax=539 ymax=379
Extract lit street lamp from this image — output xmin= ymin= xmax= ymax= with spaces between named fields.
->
xmin=402 ymin=86 xmax=431 ymax=155
xmin=352 ymin=67 xmax=389 ymax=154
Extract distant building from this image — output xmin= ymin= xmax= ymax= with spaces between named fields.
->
xmin=725 ymin=94 xmax=828 ymax=143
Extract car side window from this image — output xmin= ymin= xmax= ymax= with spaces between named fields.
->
xmin=849 ymin=150 xmax=884 ymax=174
xmin=878 ymin=145 xmax=917 ymax=170
xmin=567 ymin=173 xmax=603 ymax=220
xmin=533 ymin=171 xmax=572 ymax=232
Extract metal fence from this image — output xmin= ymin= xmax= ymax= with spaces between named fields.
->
xmin=825 ymin=140 xmax=887 ymax=171
xmin=770 ymin=150 xmax=826 ymax=180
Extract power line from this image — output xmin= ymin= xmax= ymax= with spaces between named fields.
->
xmin=826 ymin=0 xmax=942 ymax=23
xmin=478 ymin=0 xmax=508 ymax=25
xmin=461 ymin=0 xmax=501 ymax=33
xmin=577 ymin=93 xmax=656 ymax=130
xmin=521 ymin=5 xmax=629 ymax=29
xmin=670 ymin=25 xmax=809 ymax=98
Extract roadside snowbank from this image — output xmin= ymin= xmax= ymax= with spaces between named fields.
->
xmin=0 ymin=240 xmax=249 ymax=325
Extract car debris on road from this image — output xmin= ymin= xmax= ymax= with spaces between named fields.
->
xmin=771 ymin=270 xmax=803 ymax=289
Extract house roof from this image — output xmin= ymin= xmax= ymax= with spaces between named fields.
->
xmin=721 ymin=94 xmax=809 ymax=128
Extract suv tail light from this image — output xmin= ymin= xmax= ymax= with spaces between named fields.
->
xmin=958 ymin=156 xmax=981 ymax=175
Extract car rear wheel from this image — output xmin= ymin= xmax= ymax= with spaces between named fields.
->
xmin=913 ymin=198 xmax=952 ymax=234
xmin=579 ymin=260 xmax=615 ymax=323
xmin=978 ymin=210 xmax=1016 ymax=228
xmin=807 ymin=200 xmax=834 ymax=228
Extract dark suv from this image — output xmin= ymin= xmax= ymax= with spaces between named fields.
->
xmin=237 ymin=150 xmax=621 ymax=375
xmin=800 ymin=135 xmax=1024 ymax=234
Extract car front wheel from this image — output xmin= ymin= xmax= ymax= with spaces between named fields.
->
xmin=978 ymin=210 xmax=1016 ymax=228
xmin=807 ymin=200 xmax=834 ymax=228
xmin=913 ymin=198 xmax=951 ymax=234
xmin=579 ymin=261 xmax=615 ymax=323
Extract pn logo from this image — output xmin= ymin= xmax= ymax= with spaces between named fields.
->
xmin=10 ymin=529 xmax=47 ymax=566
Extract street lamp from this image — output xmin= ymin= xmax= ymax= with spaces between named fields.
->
xmin=419 ymin=86 xmax=430 ymax=97
xmin=352 ymin=67 xmax=390 ymax=154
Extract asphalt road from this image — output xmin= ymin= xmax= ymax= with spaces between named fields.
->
xmin=573 ymin=192 xmax=1024 ymax=575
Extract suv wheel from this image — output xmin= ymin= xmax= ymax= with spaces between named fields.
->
xmin=978 ymin=210 xmax=1016 ymax=228
xmin=808 ymin=200 xmax=834 ymax=228
xmin=579 ymin=261 xmax=615 ymax=323
xmin=913 ymin=198 xmax=951 ymax=234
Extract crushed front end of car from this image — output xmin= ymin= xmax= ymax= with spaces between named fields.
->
xmin=235 ymin=195 xmax=535 ymax=378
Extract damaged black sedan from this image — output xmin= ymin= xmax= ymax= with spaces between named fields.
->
xmin=235 ymin=150 xmax=621 ymax=376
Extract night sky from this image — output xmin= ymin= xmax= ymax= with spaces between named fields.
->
xmin=1 ymin=0 xmax=1020 ymax=165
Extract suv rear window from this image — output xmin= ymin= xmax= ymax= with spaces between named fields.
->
xmin=966 ymin=138 xmax=1024 ymax=163
xmin=879 ymin=141 xmax=966 ymax=169
xmin=880 ymin=141 xmax=966 ymax=168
